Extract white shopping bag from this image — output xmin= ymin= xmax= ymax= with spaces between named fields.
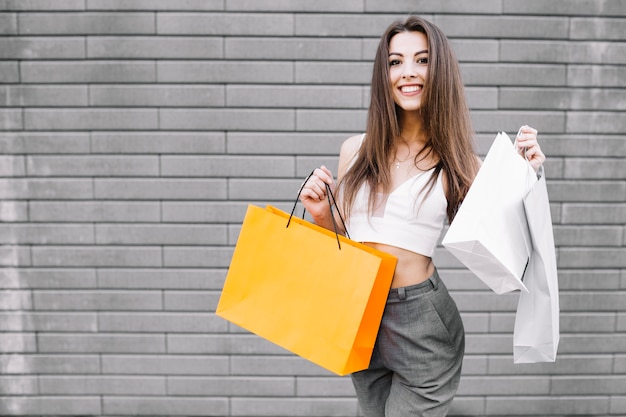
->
xmin=442 ymin=132 xmax=537 ymax=294
xmin=514 ymin=168 xmax=560 ymax=363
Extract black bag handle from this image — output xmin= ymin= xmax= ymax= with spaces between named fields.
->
xmin=287 ymin=170 xmax=350 ymax=250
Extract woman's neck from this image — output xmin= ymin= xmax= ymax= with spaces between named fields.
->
xmin=398 ymin=111 xmax=427 ymax=145
xmin=395 ymin=112 xmax=438 ymax=169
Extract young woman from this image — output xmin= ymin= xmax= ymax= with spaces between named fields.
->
xmin=299 ymin=16 xmax=545 ymax=417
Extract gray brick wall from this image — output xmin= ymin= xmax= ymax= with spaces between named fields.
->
xmin=0 ymin=1 xmax=624 ymax=416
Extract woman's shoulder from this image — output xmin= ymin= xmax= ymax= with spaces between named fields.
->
xmin=341 ymin=134 xmax=365 ymax=153
xmin=338 ymin=134 xmax=365 ymax=178
xmin=339 ymin=134 xmax=365 ymax=161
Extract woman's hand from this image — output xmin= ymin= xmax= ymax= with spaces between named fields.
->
xmin=299 ymin=165 xmax=336 ymax=224
xmin=515 ymin=125 xmax=545 ymax=172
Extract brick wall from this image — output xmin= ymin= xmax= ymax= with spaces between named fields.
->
xmin=0 ymin=1 xmax=624 ymax=416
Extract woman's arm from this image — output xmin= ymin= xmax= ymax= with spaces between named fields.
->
xmin=299 ymin=134 xmax=362 ymax=232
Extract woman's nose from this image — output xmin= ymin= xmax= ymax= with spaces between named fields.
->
xmin=402 ymin=64 xmax=418 ymax=79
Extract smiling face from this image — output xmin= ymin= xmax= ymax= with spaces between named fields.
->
xmin=388 ymin=31 xmax=429 ymax=114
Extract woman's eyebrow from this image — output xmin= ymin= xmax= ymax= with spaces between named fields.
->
xmin=388 ymin=49 xmax=428 ymax=57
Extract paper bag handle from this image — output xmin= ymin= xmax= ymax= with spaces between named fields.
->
xmin=288 ymin=170 xmax=350 ymax=250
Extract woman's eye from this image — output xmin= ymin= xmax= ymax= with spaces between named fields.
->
xmin=389 ymin=59 xmax=401 ymax=66
xmin=417 ymin=57 xmax=428 ymax=64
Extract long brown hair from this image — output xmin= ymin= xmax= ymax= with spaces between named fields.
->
xmin=339 ymin=16 xmax=480 ymax=223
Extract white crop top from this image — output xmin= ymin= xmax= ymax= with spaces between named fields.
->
xmin=345 ymin=154 xmax=448 ymax=258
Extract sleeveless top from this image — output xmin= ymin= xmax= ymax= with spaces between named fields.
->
xmin=345 ymin=137 xmax=448 ymax=257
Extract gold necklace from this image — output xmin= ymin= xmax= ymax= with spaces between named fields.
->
xmin=394 ymin=147 xmax=413 ymax=169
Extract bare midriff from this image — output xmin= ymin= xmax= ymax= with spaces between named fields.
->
xmin=363 ymin=242 xmax=435 ymax=289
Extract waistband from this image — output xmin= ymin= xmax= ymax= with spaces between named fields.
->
xmin=387 ymin=270 xmax=440 ymax=301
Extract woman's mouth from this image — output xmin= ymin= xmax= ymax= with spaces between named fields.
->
xmin=400 ymin=85 xmax=423 ymax=94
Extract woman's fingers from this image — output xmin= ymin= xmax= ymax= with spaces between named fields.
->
xmin=301 ymin=181 xmax=326 ymax=201
xmin=313 ymin=166 xmax=334 ymax=186
xmin=516 ymin=125 xmax=545 ymax=172
xmin=300 ymin=166 xmax=335 ymax=202
xmin=516 ymin=125 xmax=537 ymax=150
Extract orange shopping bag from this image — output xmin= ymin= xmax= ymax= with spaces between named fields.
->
xmin=216 ymin=175 xmax=397 ymax=375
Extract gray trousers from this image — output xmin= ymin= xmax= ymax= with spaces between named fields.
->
xmin=351 ymin=270 xmax=465 ymax=417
